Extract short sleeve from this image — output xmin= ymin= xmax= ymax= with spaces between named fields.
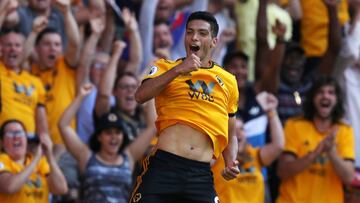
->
xmin=142 ymin=59 xmax=171 ymax=82
xmin=283 ymin=119 xmax=299 ymax=155
xmin=337 ymin=125 xmax=355 ymax=160
xmin=227 ymin=76 xmax=239 ymax=115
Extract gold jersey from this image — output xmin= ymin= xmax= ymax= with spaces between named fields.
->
xmin=0 ymin=153 xmax=50 ymax=203
xmin=32 ymin=57 xmax=76 ymax=144
xmin=300 ymin=0 xmax=349 ymax=56
xmin=277 ymin=118 xmax=355 ymax=203
xmin=0 ymin=61 xmax=46 ymax=135
xmin=143 ymin=59 xmax=239 ymax=158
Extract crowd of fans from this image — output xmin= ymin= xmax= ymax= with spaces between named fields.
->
xmin=0 ymin=0 xmax=359 ymax=202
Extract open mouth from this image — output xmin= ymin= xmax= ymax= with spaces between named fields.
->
xmin=8 ymin=53 xmax=17 ymax=60
xmin=319 ymin=100 xmax=331 ymax=108
xmin=190 ymin=45 xmax=200 ymax=52
xmin=125 ymin=96 xmax=135 ymax=102
xmin=13 ymin=141 xmax=22 ymax=148
xmin=48 ymin=54 xmax=56 ymax=60
xmin=110 ymin=141 xmax=119 ymax=146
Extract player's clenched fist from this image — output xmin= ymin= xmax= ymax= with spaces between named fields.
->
xmin=176 ymin=53 xmax=201 ymax=75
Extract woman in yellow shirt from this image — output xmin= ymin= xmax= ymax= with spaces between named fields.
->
xmin=0 ymin=120 xmax=67 ymax=203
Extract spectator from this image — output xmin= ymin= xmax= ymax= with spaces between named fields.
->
xmin=212 ymin=92 xmax=284 ymax=203
xmin=30 ymin=0 xmax=81 ymax=159
xmin=0 ymin=30 xmax=48 ymax=139
xmin=76 ymin=17 xmax=107 ymax=144
xmin=94 ymin=13 xmax=145 ymax=144
xmin=58 ymin=83 xmax=156 ymax=203
xmin=152 ymin=20 xmax=174 ymax=60
xmin=52 ymin=17 xmax=106 ymax=203
xmin=0 ymin=119 xmax=67 ymax=203
xmin=276 ymin=76 xmax=355 ymax=203
xmin=262 ymin=0 xmax=342 ymax=124
xmin=276 ymin=43 xmax=310 ymax=124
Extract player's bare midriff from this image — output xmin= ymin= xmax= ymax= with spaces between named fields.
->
xmin=156 ymin=123 xmax=214 ymax=162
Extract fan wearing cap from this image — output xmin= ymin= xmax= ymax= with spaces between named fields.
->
xmin=0 ymin=119 xmax=67 ymax=203
xmin=58 ymin=83 xmax=156 ymax=203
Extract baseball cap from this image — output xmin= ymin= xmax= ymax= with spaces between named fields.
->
xmin=95 ymin=112 xmax=126 ymax=134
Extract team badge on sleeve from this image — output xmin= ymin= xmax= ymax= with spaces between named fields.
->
xmin=215 ymin=75 xmax=224 ymax=86
xmin=0 ymin=162 xmax=4 ymax=169
xmin=148 ymin=66 xmax=158 ymax=76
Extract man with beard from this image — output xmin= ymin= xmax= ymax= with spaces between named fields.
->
xmin=276 ymin=76 xmax=355 ymax=203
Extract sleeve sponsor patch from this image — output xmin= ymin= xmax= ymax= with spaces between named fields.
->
xmin=148 ymin=66 xmax=158 ymax=76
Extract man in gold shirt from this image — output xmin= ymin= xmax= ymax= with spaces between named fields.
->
xmin=0 ymin=30 xmax=47 ymax=138
xmin=31 ymin=0 xmax=80 ymax=159
xmin=130 ymin=11 xmax=240 ymax=203
xmin=277 ymin=76 xmax=355 ymax=203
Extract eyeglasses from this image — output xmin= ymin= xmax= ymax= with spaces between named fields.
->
xmin=117 ymin=84 xmax=138 ymax=91
xmin=92 ymin=62 xmax=107 ymax=70
xmin=4 ymin=130 xmax=26 ymax=138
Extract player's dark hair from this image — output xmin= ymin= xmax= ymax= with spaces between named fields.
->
xmin=186 ymin=11 xmax=219 ymax=37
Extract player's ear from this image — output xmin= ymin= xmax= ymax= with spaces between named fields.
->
xmin=210 ymin=37 xmax=218 ymax=48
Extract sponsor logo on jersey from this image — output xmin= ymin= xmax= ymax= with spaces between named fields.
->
xmin=13 ymin=82 xmax=35 ymax=96
xmin=185 ymin=80 xmax=215 ymax=102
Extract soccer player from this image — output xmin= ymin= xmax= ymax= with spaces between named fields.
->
xmin=130 ymin=11 xmax=240 ymax=203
